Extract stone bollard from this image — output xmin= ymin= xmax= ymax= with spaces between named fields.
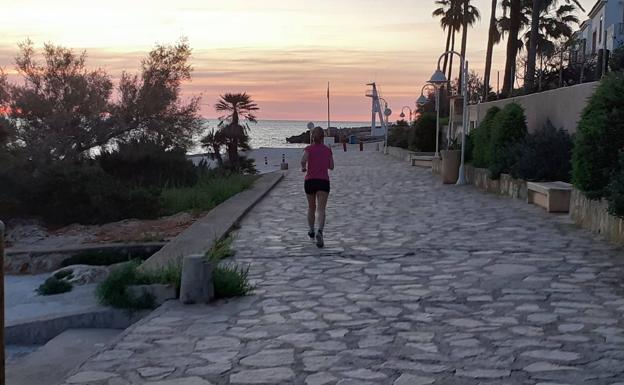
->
xmin=179 ymin=254 xmax=214 ymax=304
xmin=280 ymin=153 xmax=288 ymax=170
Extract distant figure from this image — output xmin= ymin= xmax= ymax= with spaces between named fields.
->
xmin=301 ymin=127 xmax=334 ymax=248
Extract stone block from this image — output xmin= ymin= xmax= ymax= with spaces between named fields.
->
xmin=128 ymin=284 xmax=177 ymax=306
xmin=527 ymin=181 xmax=572 ymax=213
xmin=179 ymin=254 xmax=214 ymax=304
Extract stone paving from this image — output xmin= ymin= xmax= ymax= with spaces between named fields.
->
xmin=62 ymin=150 xmax=624 ymax=385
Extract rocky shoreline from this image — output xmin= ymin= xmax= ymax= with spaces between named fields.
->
xmin=286 ymin=126 xmax=376 ymax=143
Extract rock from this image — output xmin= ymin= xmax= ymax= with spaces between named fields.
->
xmin=66 ymin=371 xmax=117 ymax=383
xmin=50 ymin=264 xmax=109 ymax=285
xmin=179 ymin=254 xmax=214 ymax=304
xmin=393 ymin=374 xmax=435 ymax=385
xmin=240 ymin=349 xmax=294 ymax=367
xmin=230 ymin=367 xmax=295 ymax=384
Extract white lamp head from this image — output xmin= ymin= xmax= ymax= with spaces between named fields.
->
xmin=384 ymin=108 xmax=392 ymax=117
xmin=307 ymin=122 xmax=315 ymax=130
xmin=416 ymin=94 xmax=429 ymax=106
xmin=429 ymin=69 xmax=447 ymax=86
xmin=399 ymin=112 xmax=405 ymax=118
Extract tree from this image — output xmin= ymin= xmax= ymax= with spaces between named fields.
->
xmin=458 ymin=0 xmax=481 ymax=87
xmin=433 ymin=0 xmax=464 ymax=88
xmin=1 ymin=39 xmax=202 ymax=163
xmin=5 ymin=40 xmax=114 ymax=163
xmin=113 ymin=38 xmax=202 ymax=151
xmin=483 ymin=0 xmax=501 ymax=100
xmin=214 ymin=93 xmax=258 ymax=167
xmin=525 ymin=0 xmax=584 ymax=92
xmin=500 ymin=0 xmax=528 ymax=95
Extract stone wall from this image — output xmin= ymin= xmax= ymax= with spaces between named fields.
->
xmin=386 ymin=146 xmax=413 ymax=162
xmin=465 ymin=166 xmax=527 ymax=200
xmin=570 ymin=189 xmax=624 ymax=245
xmin=468 ymin=82 xmax=598 ymax=134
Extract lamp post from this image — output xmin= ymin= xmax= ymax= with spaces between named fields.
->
xmin=399 ymin=106 xmax=413 ymax=124
xmin=429 ymin=50 xmax=469 ymax=185
xmin=416 ymin=84 xmax=439 ymax=157
xmin=379 ymin=98 xmax=392 ymax=154
xmin=307 ymin=121 xmax=315 ymax=144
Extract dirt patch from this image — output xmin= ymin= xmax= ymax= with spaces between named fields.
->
xmin=6 ymin=212 xmax=200 ymax=250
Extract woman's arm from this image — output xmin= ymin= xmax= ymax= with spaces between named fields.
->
xmin=301 ymin=150 xmax=309 ymax=172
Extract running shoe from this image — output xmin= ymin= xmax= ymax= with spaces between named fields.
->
xmin=316 ymin=230 xmax=324 ymax=248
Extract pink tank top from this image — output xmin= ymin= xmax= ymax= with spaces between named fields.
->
xmin=305 ymin=144 xmax=332 ymax=181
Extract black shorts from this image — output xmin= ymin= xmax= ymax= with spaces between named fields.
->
xmin=304 ymin=179 xmax=330 ymax=194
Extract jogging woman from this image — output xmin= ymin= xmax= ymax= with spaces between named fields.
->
xmin=301 ymin=127 xmax=334 ymax=248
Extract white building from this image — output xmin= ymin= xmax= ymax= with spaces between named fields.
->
xmin=573 ymin=0 xmax=624 ymax=59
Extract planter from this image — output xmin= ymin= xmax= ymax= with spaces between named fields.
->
xmin=441 ymin=150 xmax=460 ymax=184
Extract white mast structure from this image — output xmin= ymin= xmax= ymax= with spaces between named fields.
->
xmin=366 ymin=82 xmax=387 ymax=137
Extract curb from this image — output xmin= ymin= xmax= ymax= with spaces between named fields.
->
xmin=141 ymin=171 xmax=284 ymax=270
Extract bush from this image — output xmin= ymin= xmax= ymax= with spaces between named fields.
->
xmin=207 ymin=236 xmax=235 ymax=262
xmin=28 ymin=162 xmax=162 ymax=225
xmin=408 ymin=113 xmax=437 ymax=152
xmin=510 ymin=121 xmax=573 ymax=182
xmin=37 ymin=276 xmax=73 ymax=295
xmin=607 ymin=153 xmax=624 ymax=217
xmin=98 ymin=139 xmax=198 ymax=188
xmin=388 ymin=126 xmax=409 ymax=148
xmin=471 ymin=106 xmax=500 ymax=168
xmin=610 ymin=46 xmax=624 ymax=72
xmin=488 ymin=103 xmax=528 ymax=178
xmin=213 ymin=263 xmax=254 ymax=298
xmin=96 ymin=261 xmax=182 ymax=310
xmin=161 ymin=174 xmax=257 ymax=215
xmin=572 ymin=72 xmax=624 ymax=198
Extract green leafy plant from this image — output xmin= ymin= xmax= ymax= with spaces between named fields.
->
xmin=607 ymin=153 xmax=624 ymax=217
xmin=572 ymin=72 xmax=624 ymax=198
xmin=510 ymin=120 xmax=573 ymax=182
xmin=207 ymin=236 xmax=235 ymax=262
xmin=96 ymin=261 xmax=182 ymax=310
xmin=408 ymin=113 xmax=437 ymax=152
xmin=471 ymin=106 xmax=500 ymax=168
xmin=213 ymin=263 xmax=254 ymax=298
xmin=37 ymin=277 xmax=73 ymax=295
xmin=488 ymin=103 xmax=528 ymax=179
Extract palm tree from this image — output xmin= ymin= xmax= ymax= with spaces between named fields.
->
xmin=500 ymin=0 xmax=528 ymax=95
xmin=525 ymin=0 xmax=584 ymax=92
xmin=458 ymin=0 xmax=481 ymax=87
xmin=214 ymin=92 xmax=258 ymax=165
xmin=483 ymin=0 xmax=501 ymax=99
xmin=524 ymin=2 xmax=579 ymax=90
xmin=433 ymin=0 xmax=464 ymax=90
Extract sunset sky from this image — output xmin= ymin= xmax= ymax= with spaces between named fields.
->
xmin=0 ymin=0 xmax=596 ymax=122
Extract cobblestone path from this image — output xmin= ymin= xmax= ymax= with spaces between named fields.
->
xmin=63 ymin=151 xmax=624 ymax=385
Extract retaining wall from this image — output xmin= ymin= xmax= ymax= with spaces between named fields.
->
xmin=570 ymin=189 xmax=624 ymax=245
xmin=464 ymin=166 xmax=528 ymax=200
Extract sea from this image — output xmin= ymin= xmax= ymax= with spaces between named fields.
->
xmin=189 ymin=119 xmax=370 ymax=154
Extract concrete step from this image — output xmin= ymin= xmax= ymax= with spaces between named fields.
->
xmin=6 ymin=328 xmax=121 ymax=385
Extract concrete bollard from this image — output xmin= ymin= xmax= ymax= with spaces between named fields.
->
xmin=359 ymin=141 xmax=364 ymax=151
xmin=264 ymin=156 xmax=268 ymax=165
xmin=179 ymin=254 xmax=214 ymax=304
xmin=376 ymin=143 xmax=380 ymax=151
xmin=343 ymin=142 xmax=347 ymax=152
xmin=280 ymin=153 xmax=288 ymax=170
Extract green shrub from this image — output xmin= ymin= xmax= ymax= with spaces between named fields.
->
xmin=54 ymin=269 xmax=74 ymax=280
xmin=213 ymin=263 xmax=254 ymax=298
xmin=161 ymin=174 xmax=256 ymax=215
xmin=207 ymin=236 xmax=234 ymax=262
xmin=488 ymin=103 xmax=528 ymax=178
xmin=61 ymin=249 xmax=155 ymax=267
xmin=37 ymin=277 xmax=73 ymax=295
xmin=98 ymin=139 xmax=198 ymax=187
xmin=96 ymin=261 xmax=182 ymax=309
xmin=408 ymin=113 xmax=437 ymax=152
xmin=388 ymin=126 xmax=409 ymax=148
xmin=610 ymin=46 xmax=624 ymax=72
xmin=607 ymin=153 xmax=624 ymax=217
xmin=510 ymin=121 xmax=573 ymax=182
xmin=471 ymin=106 xmax=500 ymax=168
xmin=572 ymin=72 xmax=624 ymax=198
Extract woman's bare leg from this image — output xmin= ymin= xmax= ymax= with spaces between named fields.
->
xmin=316 ymin=191 xmax=329 ymax=232
xmin=306 ymin=193 xmax=317 ymax=234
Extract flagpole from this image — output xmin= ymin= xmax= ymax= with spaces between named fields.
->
xmin=327 ymin=82 xmax=330 ymax=137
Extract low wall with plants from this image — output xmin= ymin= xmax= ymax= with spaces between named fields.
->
xmin=570 ymin=189 xmax=624 ymax=244
xmin=465 ymin=166 xmax=528 ymax=200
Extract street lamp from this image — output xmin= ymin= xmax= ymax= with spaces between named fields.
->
xmin=429 ymin=50 xmax=469 ymax=185
xmin=399 ymin=106 xmax=413 ymax=124
xmin=417 ymin=84 xmax=439 ymax=157
xmin=307 ymin=121 xmax=314 ymax=144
